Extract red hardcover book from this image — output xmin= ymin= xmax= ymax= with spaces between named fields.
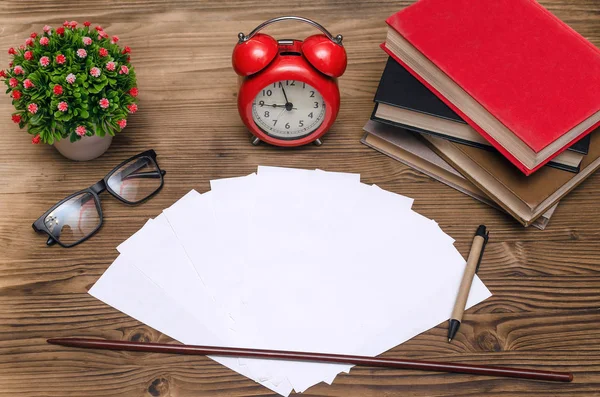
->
xmin=383 ymin=0 xmax=600 ymax=175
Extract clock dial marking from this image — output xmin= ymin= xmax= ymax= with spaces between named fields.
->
xmin=252 ymin=80 xmax=326 ymax=140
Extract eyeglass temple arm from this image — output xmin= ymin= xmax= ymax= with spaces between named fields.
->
xmin=117 ymin=157 xmax=166 ymax=180
xmin=122 ymin=170 xmax=166 ymax=180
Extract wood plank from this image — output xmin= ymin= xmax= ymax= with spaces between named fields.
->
xmin=0 ymin=0 xmax=598 ymax=396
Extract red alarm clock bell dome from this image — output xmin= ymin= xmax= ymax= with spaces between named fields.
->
xmin=232 ymin=17 xmax=346 ymax=147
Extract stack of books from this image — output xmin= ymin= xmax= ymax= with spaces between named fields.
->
xmin=363 ymin=0 xmax=600 ymax=228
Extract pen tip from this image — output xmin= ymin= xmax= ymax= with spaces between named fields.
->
xmin=448 ymin=338 xmax=452 ymax=343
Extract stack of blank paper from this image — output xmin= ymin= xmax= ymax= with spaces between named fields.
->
xmin=89 ymin=166 xmax=492 ymax=396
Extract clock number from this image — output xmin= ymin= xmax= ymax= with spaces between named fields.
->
xmin=263 ymin=89 xmax=272 ymax=96
xmin=264 ymin=111 xmax=270 ymax=118
xmin=278 ymin=82 xmax=283 ymax=88
xmin=259 ymin=100 xmax=264 ymax=107
xmin=299 ymin=120 xmax=304 ymax=127
xmin=285 ymin=123 xmax=290 ymax=129
xmin=308 ymin=112 xmax=313 ymax=119
xmin=289 ymin=80 xmax=295 ymax=86
xmin=310 ymin=91 xmax=315 ymax=97
xmin=273 ymin=120 xmax=277 ymax=126
xmin=302 ymin=82 xmax=306 ymax=89
xmin=314 ymin=102 xmax=319 ymax=108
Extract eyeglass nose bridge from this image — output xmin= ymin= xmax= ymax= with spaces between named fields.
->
xmin=90 ymin=179 xmax=107 ymax=195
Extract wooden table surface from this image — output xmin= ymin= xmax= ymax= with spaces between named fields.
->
xmin=1 ymin=1 xmax=599 ymax=396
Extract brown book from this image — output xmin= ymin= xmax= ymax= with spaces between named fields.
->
xmin=361 ymin=121 xmax=557 ymax=229
xmin=421 ymin=128 xmax=600 ymax=226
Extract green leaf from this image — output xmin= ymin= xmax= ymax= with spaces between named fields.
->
xmin=70 ymin=132 xmax=78 ymax=142
xmin=80 ymin=109 xmax=89 ymax=119
xmin=30 ymin=113 xmax=43 ymax=126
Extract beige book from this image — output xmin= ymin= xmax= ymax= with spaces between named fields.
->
xmin=361 ymin=120 xmax=557 ymax=229
xmin=373 ymin=103 xmax=584 ymax=171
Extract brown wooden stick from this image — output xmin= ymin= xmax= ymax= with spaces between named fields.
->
xmin=47 ymin=338 xmax=573 ymax=383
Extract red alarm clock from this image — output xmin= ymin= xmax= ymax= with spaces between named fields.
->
xmin=233 ymin=16 xmax=347 ymax=147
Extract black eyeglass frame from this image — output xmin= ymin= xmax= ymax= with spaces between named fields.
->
xmin=32 ymin=149 xmax=166 ymax=248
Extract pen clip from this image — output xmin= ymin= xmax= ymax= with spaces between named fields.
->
xmin=475 ymin=228 xmax=489 ymax=274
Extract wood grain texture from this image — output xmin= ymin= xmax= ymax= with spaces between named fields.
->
xmin=0 ymin=1 xmax=599 ymax=396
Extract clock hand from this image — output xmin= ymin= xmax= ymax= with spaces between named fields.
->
xmin=274 ymin=108 xmax=286 ymax=123
xmin=281 ymin=85 xmax=290 ymax=104
xmin=262 ymin=103 xmax=297 ymax=110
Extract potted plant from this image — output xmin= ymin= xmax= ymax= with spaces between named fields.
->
xmin=1 ymin=20 xmax=138 ymax=160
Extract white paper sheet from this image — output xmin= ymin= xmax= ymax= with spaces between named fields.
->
xmin=90 ymin=166 xmax=492 ymax=396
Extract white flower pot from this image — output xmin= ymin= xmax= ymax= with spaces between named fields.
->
xmin=53 ymin=134 xmax=113 ymax=161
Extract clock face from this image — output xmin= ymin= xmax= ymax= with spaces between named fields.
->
xmin=252 ymin=80 xmax=326 ymax=140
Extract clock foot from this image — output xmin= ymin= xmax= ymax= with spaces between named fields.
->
xmin=251 ymin=136 xmax=261 ymax=146
xmin=313 ymin=138 xmax=323 ymax=146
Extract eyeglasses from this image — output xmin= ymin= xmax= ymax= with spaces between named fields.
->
xmin=33 ymin=149 xmax=166 ymax=248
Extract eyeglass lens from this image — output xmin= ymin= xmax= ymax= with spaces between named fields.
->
xmin=107 ymin=156 xmax=162 ymax=203
xmin=44 ymin=192 xmax=101 ymax=246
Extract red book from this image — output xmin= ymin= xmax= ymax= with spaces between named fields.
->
xmin=383 ymin=0 xmax=600 ymax=175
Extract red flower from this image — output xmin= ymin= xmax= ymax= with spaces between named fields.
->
xmin=32 ymin=134 xmax=41 ymax=144
xmin=126 ymin=56 xmax=131 ymax=63
xmin=8 ymin=47 xmax=16 ymax=55
xmin=122 ymin=46 xmax=131 ymax=54
xmin=129 ymin=87 xmax=138 ymax=97
xmin=56 ymin=27 xmax=65 ymax=35
xmin=19 ymin=45 xmax=25 ymax=50
xmin=53 ymin=85 xmax=63 ymax=95
xmin=43 ymin=25 xmax=52 ymax=33
xmin=117 ymin=119 xmax=127 ymax=129
xmin=75 ymin=126 xmax=87 ymax=136
xmin=82 ymin=37 xmax=92 ymax=46
xmin=99 ymin=98 xmax=110 ymax=109
xmin=24 ymin=51 xmax=34 ymax=61
xmin=9 ymin=78 xmax=18 ymax=88
xmin=105 ymin=61 xmax=116 ymax=71
xmin=27 ymin=103 xmax=38 ymax=114
xmin=0 ymin=70 xmax=6 ymax=78
xmin=84 ymin=21 xmax=91 ymax=27
xmin=70 ymin=21 xmax=78 ymax=29
xmin=111 ymin=35 xmax=119 ymax=43
xmin=12 ymin=114 xmax=21 ymax=123
xmin=13 ymin=65 xmax=24 ymax=75
xmin=98 ymin=47 xmax=108 ymax=57
xmin=57 ymin=101 xmax=68 ymax=112
xmin=77 ymin=48 xmax=87 ymax=58
xmin=119 ymin=65 xmax=129 ymax=75
xmin=63 ymin=20 xmax=70 ymax=27
xmin=12 ymin=90 xmax=22 ymax=99
xmin=30 ymin=32 xmax=38 ymax=38
xmin=23 ymin=79 xmax=34 ymax=89
xmin=40 ymin=56 xmax=50 ymax=67
xmin=127 ymin=103 xmax=138 ymax=113
xmin=90 ymin=67 xmax=101 ymax=77
xmin=40 ymin=37 xmax=49 ymax=46
xmin=98 ymin=30 xmax=108 ymax=39
xmin=25 ymin=38 xmax=34 ymax=47
xmin=56 ymin=54 xmax=66 ymax=64
xmin=95 ymin=25 xmax=103 ymax=31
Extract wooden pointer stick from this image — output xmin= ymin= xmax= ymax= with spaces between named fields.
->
xmin=47 ymin=338 xmax=573 ymax=383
